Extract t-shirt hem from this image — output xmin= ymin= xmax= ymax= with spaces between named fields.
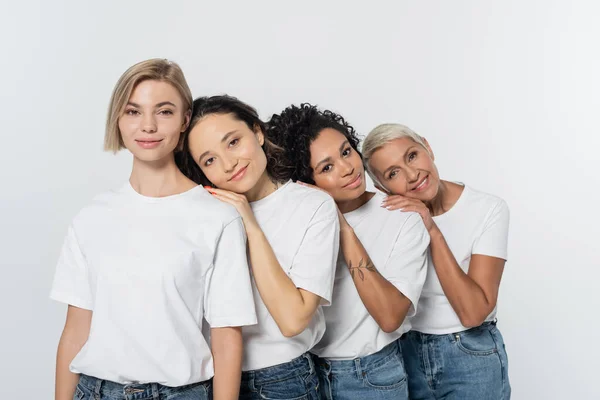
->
xmin=49 ymin=291 xmax=93 ymax=310
xmin=207 ymin=316 xmax=257 ymax=329
xmin=291 ymin=278 xmax=332 ymax=306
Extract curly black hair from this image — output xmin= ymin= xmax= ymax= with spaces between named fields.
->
xmin=265 ymin=103 xmax=362 ymax=184
xmin=176 ymin=95 xmax=291 ymax=187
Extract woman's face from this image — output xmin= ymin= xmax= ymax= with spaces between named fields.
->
xmin=368 ymin=136 xmax=440 ymax=201
xmin=118 ymin=80 xmax=189 ymax=162
xmin=187 ymin=113 xmax=267 ymax=193
xmin=309 ymin=128 xmax=366 ymax=202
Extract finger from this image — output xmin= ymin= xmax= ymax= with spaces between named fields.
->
xmin=204 ymin=187 xmax=245 ymax=202
xmin=398 ymin=205 xmax=430 ymax=220
xmin=381 ymin=198 xmax=412 ymax=208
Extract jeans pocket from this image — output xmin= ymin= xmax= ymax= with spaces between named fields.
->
xmin=454 ymin=326 xmax=498 ymax=356
xmin=363 ymin=352 xmax=408 ymax=390
xmin=258 ymin=375 xmax=310 ymax=400
xmin=165 ymin=382 xmax=210 ymax=400
xmin=73 ymin=384 xmax=86 ymax=400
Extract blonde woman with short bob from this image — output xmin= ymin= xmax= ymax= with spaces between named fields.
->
xmin=363 ymin=123 xmax=511 ymax=400
xmin=51 ymin=59 xmax=256 ymax=400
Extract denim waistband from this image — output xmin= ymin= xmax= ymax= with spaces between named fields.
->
xmin=405 ymin=319 xmax=498 ymax=340
xmin=314 ymin=340 xmax=401 ymax=374
xmin=78 ymin=374 xmax=210 ymax=399
xmin=241 ymin=352 xmax=314 ymax=385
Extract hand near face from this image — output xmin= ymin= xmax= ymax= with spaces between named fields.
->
xmin=204 ymin=187 xmax=260 ymax=233
xmin=381 ymin=195 xmax=435 ymax=232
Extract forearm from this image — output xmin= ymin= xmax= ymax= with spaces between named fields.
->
xmin=429 ymin=227 xmax=494 ymax=327
xmin=340 ymin=226 xmax=411 ymax=333
xmin=211 ymin=327 xmax=243 ymax=400
xmin=246 ymin=227 xmax=312 ymax=337
xmin=55 ymin=336 xmax=83 ymax=400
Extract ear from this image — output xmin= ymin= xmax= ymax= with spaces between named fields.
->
xmin=181 ymin=109 xmax=192 ymax=132
xmin=254 ymin=124 xmax=265 ymax=146
xmin=422 ymin=137 xmax=434 ymax=161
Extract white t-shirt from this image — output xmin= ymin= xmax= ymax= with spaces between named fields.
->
xmin=410 ymin=185 xmax=510 ymax=334
xmin=313 ymin=192 xmax=429 ymax=360
xmin=242 ymin=181 xmax=339 ymax=371
xmin=50 ymin=183 xmax=257 ymax=387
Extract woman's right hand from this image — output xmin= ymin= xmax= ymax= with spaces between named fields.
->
xmin=204 ymin=187 xmax=261 ymax=234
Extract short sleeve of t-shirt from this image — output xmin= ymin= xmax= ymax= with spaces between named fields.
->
xmin=288 ymin=199 xmax=340 ymax=306
xmin=384 ymin=212 xmax=430 ymax=317
xmin=50 ymin=224 xmax=94 ymax=310
xmin=472 ymin=200 xmax=510 ymax=260
xmin=204 ymin=217 xmax=257 ymax=328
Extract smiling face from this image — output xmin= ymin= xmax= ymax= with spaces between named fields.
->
xmin=309 ymin=128 xmax=367 ymax=202
xmin=187 ymin=112 xmax=267 ymax=193
xmin=118 ymin=80 xmax=190 ymax=162
xmin=368 ymin=136 xmax=440 ymax=201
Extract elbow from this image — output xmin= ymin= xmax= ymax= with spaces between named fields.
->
xmin=378 ymin=316 xmax=404 ymax=334
xmin=457 ymin=307 xmax=494 ymax=328
xmin=278 ymin=319 xmax=309 ymax=338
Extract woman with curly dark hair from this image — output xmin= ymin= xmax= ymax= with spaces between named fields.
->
xmin=266 ymin=104 xmax=430 ymax=400
xmin=177 ymin=95 xmax=339 ymax=400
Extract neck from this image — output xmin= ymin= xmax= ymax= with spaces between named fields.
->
xmin=244 ymin=171 xmax=278 ymax=202
xmin=129 ymin=154 xmax=193 ymax=197
xmin=425 ymin=180 xmax=460 ymax=216
xmin=337 ymin=189 xmax=375 ymax=214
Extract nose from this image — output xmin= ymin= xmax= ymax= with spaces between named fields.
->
xmin=222 ymin=155 xmax=239 ymax=173
xmin=339 ymin=160 xmax=354 ymax=177
xmin=141 ymin=113 xmax=157 ymax=133
xmin=406 ymin=166 xmax=419 ymax=182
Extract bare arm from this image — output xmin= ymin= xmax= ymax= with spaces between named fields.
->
xmin=56 ymin=305 xmax=91 ymax=400
xmin=339 ymin=223 xmax=412 ymax=333
xmin=383 ymin=195 xmax=506 ymax=328
xmin=429 ymin=227 xmax=504 ymax=327
xmin=206 ymin=188 xmax=323 ymax=338
xmin=246 ymin=227 xmax=322 ymax=337
xmin=211 ymin=326 xmax=243 ymax=400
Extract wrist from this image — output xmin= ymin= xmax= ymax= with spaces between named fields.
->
xmin=428 ymin=224 xmax=443 ymax=240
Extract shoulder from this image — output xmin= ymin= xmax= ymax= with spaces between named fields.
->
xmin=463 ymin=186 xmax=509 ymax=216
xmin=282 ymin=182 xmax=338 ymax=219
xmin=181 ymin=186 xmax=241 ymax=225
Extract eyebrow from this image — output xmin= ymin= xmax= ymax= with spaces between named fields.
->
xmin=197 ymin=130 xmax=239 ymax=163
xmin=126 ymin=101 xmax=177 ymax=108
xmin=315 ymin=140 xmax=350 ymax=170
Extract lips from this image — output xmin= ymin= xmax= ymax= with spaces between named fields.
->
xmin=411 ymin=175 xmax=429 ymax=191
xmin=229 ymin=165 xmax=248 ymax=182
xmin=343 ymin=173 xmax=362 ymax=189
xmin=135 ymin=139 xmax=163 ymax=149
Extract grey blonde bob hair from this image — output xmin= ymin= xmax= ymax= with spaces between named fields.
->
xmin=104 ymin=59 xmax=193 ymax=152
xmin=362 ymin=123 xmax=429 ymax=185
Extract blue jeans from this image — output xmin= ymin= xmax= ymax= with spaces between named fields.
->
xmin=74 ymin=374 xmax=211 ymax=400
xmin=400 ymin=321 xmax=511 ymax=400
xmin=239 ymin=352 xmax=320 ymax=400
xmin=313 ymin=340 xmax=408 ymax=400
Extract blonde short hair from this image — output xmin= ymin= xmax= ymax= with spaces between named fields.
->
xmin=104 ymin=59 xmax=193 ymax=152
xmin=362 ymin=123 xmax=428 ymax=185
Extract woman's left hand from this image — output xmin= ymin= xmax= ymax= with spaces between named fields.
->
xmin=381 ymin=195 xmax=436 ymax=232
xmin=204 ymin=187 xmax=261 ymax=233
